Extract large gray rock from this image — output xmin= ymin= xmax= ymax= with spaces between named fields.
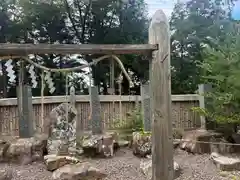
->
xmin=81 ymin=132 xmax=118 ymax=158
xmin=52 ymin=162 xmax=107 ymax=180
xmin=0 ymin=169 xmax=12 ymax=180
xmin=180 ymin=129 xmax=223 ymax=154
xmin=46 ymin=103 xmax=77 ymax=156
xmin=2 ymin=134 xmax=48 ymax=165
xmin=132 ymin=132 xmax=151 ymax=157
xmin=140 ymin=159 xmax=181 ymax=179
xmin=210 ymin=152 xmax=240 ymax=171
xmin=210 ymin=137 xmax=234 ymax=154
xmin=44 ymin=154 xmax=80 ymax=171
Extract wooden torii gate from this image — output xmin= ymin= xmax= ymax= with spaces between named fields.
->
xmin=0 ymin=10 xmax=173 ymax=180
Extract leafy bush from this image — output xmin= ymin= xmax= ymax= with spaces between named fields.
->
xmin=114 ymin=107 xmax=144 ymax=132
xmin=196 ymin=24 xmax=240 ymax=133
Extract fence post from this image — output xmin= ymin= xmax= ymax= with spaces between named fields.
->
xmin=90 ymin=86 xmax=103 ymax=134
xmin=198 ymin=84 xmax=212 ymax=130
xmin=149 ymin=10 xmax=173 ymax=180
xmin=141 ymin=82 xmax=151 ymax=132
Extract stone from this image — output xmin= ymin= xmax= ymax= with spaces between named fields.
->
xmin=140 ymin=159 xmax=181 ymax=179
xmin=68 ymin=147 xmax=83 ymax=156
xmin=231 ymin=134 xmax=240 ymax=153
xmin=173 ymin=140 xmax=180 ymax=149
xmin=44 ymin=154 xmax=80 ymax=171
xmin=0 ymin=169 xmax=12 ymax=180
xmin=118 ymin=140 xmax=129 ymax=147
xmin=210 ymin=152 xmax=240 ymax=171
xmin=0 ymin=140 xmax=10 ymax=162
xmin=180 ymin=129 xmax=223 ymax=154
xmin=46 ymin=103 xmax=77 ymax=156
xmin=210 ymin=137 xmax=234 ymax=154
xmin=4 ymin=134 xmax=48 ymax=164
xmin=52 ymin=162 xmax=107 ymax=180
xmin=82 ymin=132 xmax=118 ymax=158
xmin=132 ymin=132 xmax=151 ymax=157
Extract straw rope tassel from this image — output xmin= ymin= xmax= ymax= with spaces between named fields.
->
xmin=65 ymin=73 xmax=69 ymax=123
xmin=41 ymin=70 xmax=45 ymax=133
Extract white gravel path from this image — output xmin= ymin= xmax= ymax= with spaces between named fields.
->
xmin=0 ymin=148 xmax=239 ymax=180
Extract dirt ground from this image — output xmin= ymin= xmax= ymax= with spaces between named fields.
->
xmin=1 ymin=148 xmax=240 ymax=180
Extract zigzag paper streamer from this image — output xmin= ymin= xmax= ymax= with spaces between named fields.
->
xmin=29 ymin=65 xmax=38 ymax=88
xmin=5 ymin=59 xmax=16 ymax=83
xmin=44 ymin=71 xmax=55 ymax=94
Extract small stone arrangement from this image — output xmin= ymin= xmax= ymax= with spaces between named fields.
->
xmin=81 ymin=131 xmax=119 ymax=158
xmin=5 ymin=102 xmax=240 ymax=180
xmin=179 ymin=129 xmax=240 ymax=172
xmin=0 ymin=103 xmax=112 ymax=180
xmin=0 ymin=134 xmax=48 ymax=180
xmin=131 ymin=132 xmax=151 ymax=157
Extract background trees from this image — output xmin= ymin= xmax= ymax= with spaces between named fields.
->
xmin=0 ymin=0 xmax=149 ymax=97
xmin=0 ymin=0 xmax=239 ymax=98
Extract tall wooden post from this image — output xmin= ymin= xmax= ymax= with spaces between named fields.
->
xmin=149 ymin=10 xmax=173 ymax=180
xmin=198 ymin=84 xmax=212 ymax=130
xmin=17 ymin=61 xmax=34 ymax=138
xmin=141 ymin=82 xmax=151 ymax=132
xmin=90 ymin=86 xmax=103 ymax=134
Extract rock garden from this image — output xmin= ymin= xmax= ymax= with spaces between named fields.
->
xmin=0 ymin=103 xmax=240 ymax=180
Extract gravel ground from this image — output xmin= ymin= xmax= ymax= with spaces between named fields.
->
xmin=174 ymin=149 xmax=240 ymax=180
xmin=0 ymin=148 xmax=240 ymax=180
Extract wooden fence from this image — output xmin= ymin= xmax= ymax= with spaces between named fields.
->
xmin=0 ymin=94 xmax=200 ymax=136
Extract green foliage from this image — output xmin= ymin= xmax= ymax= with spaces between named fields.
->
xmin=191 ymin=107 xmax=209 ymax=117
xmin=0 ymin=0 xmax=150 ymax=97
xmin=197 ymin=24 xmax=240 ymax=131
xmin=114 ymin=107 xmax=144 ymax=132
xmin=170 ymin=0 xmax=236 ymax=94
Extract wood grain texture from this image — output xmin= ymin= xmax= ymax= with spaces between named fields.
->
xmin=0 ymin=43 xmax=158 ymax=55
xmin=149 ymin=10 xmax=174 ymax=180
xmin=90 ymin=86 xmax=103 ymax=134
xmin=17 ymin=85 xmax=34 ymax=138
xmin=141 ymin=82 xmax=151 ymax=132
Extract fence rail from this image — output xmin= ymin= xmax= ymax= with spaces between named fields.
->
xmin=0 ymin=94 xmax=200 ymax=136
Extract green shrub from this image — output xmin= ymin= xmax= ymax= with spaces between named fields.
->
xmin=172 ymin=128 xmax=184 ymax=139
xmin=114 ymin=107 xmax=144 ymax=132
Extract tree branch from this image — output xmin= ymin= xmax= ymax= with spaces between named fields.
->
xmin=81 ymin=1 xmax=92 ymax=43
xmin=64 ymin=0 xmax=82 ymax=42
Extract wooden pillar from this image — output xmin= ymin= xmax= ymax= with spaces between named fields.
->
xmin=17 ymin=85 xmax=34 ymax=138
xmin=149 ymin=10 xmax=174 ymax=180
xmin=90 ymin=86 xmax=103 ymax=134
xmin=17 ymin=60 xmax=34 ymax=138
xmin=198 ymin=84 xmax=212 ymax=130
xmin=141 ymin=82 xmax=151 ymax=132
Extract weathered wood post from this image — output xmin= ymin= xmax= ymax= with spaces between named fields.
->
xmin=198 ymin=84 xmax=212 ymax=130
xmin=149 ymin=10 xmax=174 ymax=180
xmin=17 ymin=60 xmax=34 ymax=137
xmin=141 ymin=82 xmax=151 ymax=132
xmin=90 ymin=86 xmax=103 ymax=134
